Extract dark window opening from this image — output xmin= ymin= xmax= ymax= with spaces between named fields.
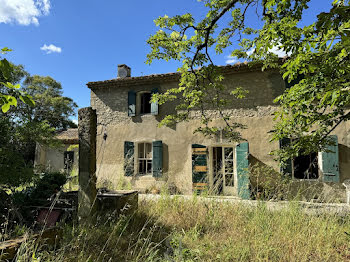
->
xmin=64 ymin=151 xmax=74 ymax=172
xmin=293 ymin=152 xmax=318 ymax=179
xmin=140 ymin=92 xmax=152 ymax=114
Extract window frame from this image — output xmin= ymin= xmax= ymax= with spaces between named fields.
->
xmin=210 ymin=145 xmax=235 ymax=188
xmin=280 ymin=138 xmax=320 ymax=180
xmin=292 ymin=152 xmax=319 ymax=180
xmin=137 ymin=142 xmax=153 ymax=175
xmin=136 ymin=91 xmax=152 ymax=115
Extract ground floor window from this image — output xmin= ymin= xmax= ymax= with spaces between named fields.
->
xmin=138 ymin=142 xmax=152 ymax=174
xmin=293 ymin=152 xmax=319 ymax=179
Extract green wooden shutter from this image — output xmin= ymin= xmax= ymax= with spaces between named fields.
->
xmin=192 ymin=144 xmax=208 ymax=193
xmin=128 ymin=91 xmax=136 ymax=116
xmin=152 ymin=140 xmax=163 ymax=177
xmin=124 ymin=141 xmax=134 ymax=176
xmin=236 ymin=142 xmax=250 ymax=200
xmin=151 ymin=88 xmax=159 ymax=115
xmin=279 ymin=138 xmax=292 ymax=175
xmin=322 ymin=135 xmax=340 ymax=182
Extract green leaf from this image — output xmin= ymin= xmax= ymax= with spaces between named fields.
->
xmin=20 ymin=95 xmax=35 ymax=107
xmin=0 ymin=58 xmax=11 ymax=80
xmin=1 ymin=103 xmax=10 ymax=113
xmin=0 ymin=47 xmax=12 ymax=54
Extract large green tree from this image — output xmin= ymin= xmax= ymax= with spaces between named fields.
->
xmin=0 ymin=55 xmax=77 ymax=190
xmin=147 ymin=0 xmax=350 ymax=162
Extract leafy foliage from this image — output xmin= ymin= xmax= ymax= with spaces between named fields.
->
xmin=147 ymin=0 xmax=350 ymax=160
xmin=0 ymin=47 xmax=34 ymax=113
xmin=0 ymin=49 xmax=77 ymax=190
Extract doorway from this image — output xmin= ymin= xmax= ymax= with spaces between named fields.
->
xmin=213 ymin=147 xmax=223 ymax=194
xmin=212 ymin=146 xmax=235 ymax=195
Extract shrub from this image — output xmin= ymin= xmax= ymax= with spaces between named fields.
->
xmin=249 ymin=163 xmax=292 ymax=200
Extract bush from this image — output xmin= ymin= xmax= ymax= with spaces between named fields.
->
xmin=249 ymin=163 xmax=292 ymax=200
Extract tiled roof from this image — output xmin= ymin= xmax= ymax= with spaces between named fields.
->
xmin=56 ymin=128 xmax=78 ymax=144
xmin=87 ymin=61 xmax=270 ymax=89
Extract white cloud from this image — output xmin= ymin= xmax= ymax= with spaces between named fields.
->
xmin=268 ymin=46 xmax=289 ymax=57
xmin=40 ymin=44 xmax=62 ymax=54
xmin=225 ymin=45 xmax=289 ymax=64
xmin=225 ymin=55 xmax=238 ymax=64
xmin=72 ymin=119 xmax=78 ymax=125
xmin=0 ymin=0 xmax=51 ymax=26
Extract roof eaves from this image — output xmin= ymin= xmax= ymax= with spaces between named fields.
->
xmin=86 ymin=60 xmax=282 ymax=89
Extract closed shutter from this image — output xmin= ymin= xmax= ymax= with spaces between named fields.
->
xmin=236 ymin=142 xmax=250 ymax=200
xmin=124 ymin=141 xmax=134 ymax=176
xmin=321 ymin=135 xmax=340 ymax=182
xmin=128 ymin=91 xmax=136 ymax=116
xmin=279 ymin=138 xmax=292 ymax=175
xmin=151 ymin=88 xmax=159 ymax=115
xmin=152 ymin=140 xmax=163 ymax=177
xmin=192 ymin=144 xmax=208 ymax=193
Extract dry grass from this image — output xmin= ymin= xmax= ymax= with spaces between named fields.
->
xmin=11 ymin=194 xmax=350 ymax=262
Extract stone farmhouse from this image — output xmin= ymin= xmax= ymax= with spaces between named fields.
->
xmin=84 ymin=63 xmax=349 ymax=200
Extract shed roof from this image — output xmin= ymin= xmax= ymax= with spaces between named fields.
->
xmin=56 ymin=128 xmax=78 ymax=144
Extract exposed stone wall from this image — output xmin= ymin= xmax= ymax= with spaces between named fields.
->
xmin=90 ymin=70 xmax=285 ymax=126
xmin=78 ymin=107 xmax=97 ymax=220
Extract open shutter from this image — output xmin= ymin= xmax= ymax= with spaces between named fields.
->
xmin=152 ymin=140 xmax=163 ymax=177
xmin=236 ymin=142 xmax=250 ymax=199
xmin=151 ymin=88 xmax=159 ymax=115
xmin=192 ymin=144 xmax=208 ymax=193
xmin=279 ymin=138 xmax=292 ymax=175
xmin=321 ymin=135 xmax=340 ymax=182
xmin=128 ymin=91 xmax=136 ymax=116
xmin=124 ymin=141 xmax=134 ymax=176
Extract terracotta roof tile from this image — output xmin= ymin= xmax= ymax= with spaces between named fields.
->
xmin=56 ymin=128 xmax=78 ymax=144
xmin=86 ymin=61 xmax=272 ymax=89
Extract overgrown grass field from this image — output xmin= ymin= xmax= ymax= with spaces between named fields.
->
xmin=13 ymin=195 xmax=350 ymax=261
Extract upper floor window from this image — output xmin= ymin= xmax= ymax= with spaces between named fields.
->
xmin=128 ymin=88 xmax=159 ymax=116
xmin=139 ymin=92 xmax=152 ymax=114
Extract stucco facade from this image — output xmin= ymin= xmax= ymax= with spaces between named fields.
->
xmin=35 ymin=129 xmax=79 ymax=174
xmin=88 ymin=64 xmax=350 ymax=201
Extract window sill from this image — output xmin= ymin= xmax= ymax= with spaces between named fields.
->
xmin=292 ymin=178 xmax=320 ymax=182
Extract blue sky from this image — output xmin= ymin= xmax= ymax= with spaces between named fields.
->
xmin=0 ymin=0 xmax=332 ymax=119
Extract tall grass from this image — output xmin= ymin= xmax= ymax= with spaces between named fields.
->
xmin=12 ymin=194 xmax=350 ymax=262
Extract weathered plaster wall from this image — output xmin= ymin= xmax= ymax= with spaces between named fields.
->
xmin=91 ymin=70 xmax=283 ymax=194
xmin=90 ymin=69 xmax=350 ymax=199
xmin=35 ymin=143 xmax=78 ymax=173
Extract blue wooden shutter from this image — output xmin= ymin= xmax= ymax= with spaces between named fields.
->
xmin=279 ymin=138 xmax=292 ymax=175
xmin=128 ymin=91 xmax=136 ymax=116
xmin=152 ymin=140 xmax=163 ymax=177
xmin=151 ymin=88 xmax=159 ymax=115
xmin=322 ymin=135 xmax=340 ymax=182
xmin=236 ymin=142 xmax=250 ymax=199
xmin=124 ymin=141 xmax=134 ymax=176
xmin=192 ymin=144 xmax=208 ymax=193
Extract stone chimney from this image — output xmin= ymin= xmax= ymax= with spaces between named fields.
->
xmin=117 ymin=64 xmax=131 ymax=78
